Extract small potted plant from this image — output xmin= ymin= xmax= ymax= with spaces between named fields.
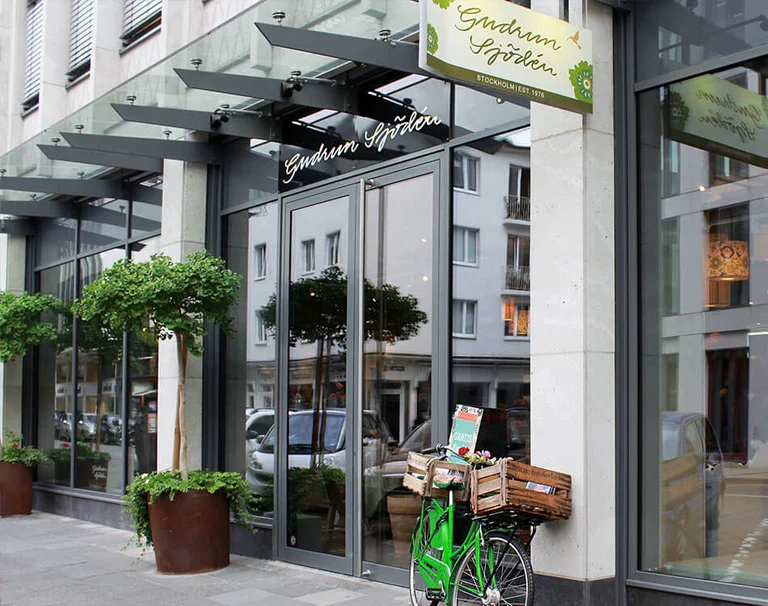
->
xmin=73 ymin=250 xmax=250 ymax=573
xmin=0 ymin=431 xmax=47 ymax=516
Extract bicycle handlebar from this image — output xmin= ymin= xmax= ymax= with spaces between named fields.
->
xmin=422 ymin=443 xmax=463 ymax=460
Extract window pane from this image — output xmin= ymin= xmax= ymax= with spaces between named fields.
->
xmin=80 ymin=198 xmax=129 ymax=254
xmin=453 ymin=154 xmax=465 ymax=190
xmin=466 ymin=157 xmax=478 ymax=192
xmin=452 ymin=128 xmax=531 ymax=465
xmin=453 ymin=227 xmax=466 ymax=262
xmin=467 ymin=230 xmax=478 ymax=264
xmin=638 ymin=63 xmax=768 ymax=587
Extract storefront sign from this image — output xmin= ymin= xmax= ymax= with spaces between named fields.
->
xmin=448 ymin=405 xmax=484 ymax=463
xmin=282 ymin=108 xmax=442 ymax=184
xmin=419 ymin=0 xmax=593 ymax=114
xmin=666 ymin=74 xmax=768 ymax=169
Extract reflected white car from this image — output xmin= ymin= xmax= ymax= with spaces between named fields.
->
xmin=247 ymin=409 xmax=390 ymax=502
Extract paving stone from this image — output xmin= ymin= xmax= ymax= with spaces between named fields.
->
xmin=295 ymin=587 xmax=368 ymax=605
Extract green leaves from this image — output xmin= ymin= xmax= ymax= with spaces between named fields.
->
xmin=73 ymin=251 xmax=242 ymax=357
xmin=0 ymin=431 xmax=47 ymax=467
xmin=0 ymin=292 xmax=59 ymax=363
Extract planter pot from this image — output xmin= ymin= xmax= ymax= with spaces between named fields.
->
xmin=0 ymin=461 xmax=33 ymax=517
xmin=148 ymin=489 xmax=230 ymax=574
xmin=387 ymin=493 xmax=422 ymax=555
xmin=77 ymin=460 xmax=108 ymax=492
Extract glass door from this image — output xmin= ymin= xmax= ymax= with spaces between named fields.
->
xmin=281 ymin=185 xmax=357 ymax=574
xmin=360 ymin=164 xmax=438 ymax=582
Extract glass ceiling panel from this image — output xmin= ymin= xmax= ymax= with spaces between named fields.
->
xmin=0 ymin=0 xmax=420 ymax=202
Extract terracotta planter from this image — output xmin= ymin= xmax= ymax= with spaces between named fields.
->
xmin=0 ymin=461 xmax=33 ymax=517
xmin=387 ymin=493 xmax=422 ymax=555
xmin=148 ymin=489 xmax=230 ymax=574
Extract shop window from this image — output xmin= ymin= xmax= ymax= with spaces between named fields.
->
xmin=710 ymin=154 xmax=749 ymax=186
xmin=326 ymin=231 xmax=341 ymax=267
xmin=661 ymin=219 xmax=680 ymax=315
xmin=253 ymin=244 xmax=266 ymax=280
xmin=302 ymin=239 xmax=315 ymax=274
xmin=503 ymin=297 xmax=529 ymax=338
xmin=453 ymin=152 xmax=479 ymax=192
xmin=705 ymin=205 xmax=749 ymax=309
xmin=453 ymin=300 xmax=477 ymax=337
xmin=453 ymin=226 xmax=478 ymax=265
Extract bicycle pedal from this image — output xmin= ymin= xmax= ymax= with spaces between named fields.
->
xmin=426 ymin=589 xmax=445 ymax=601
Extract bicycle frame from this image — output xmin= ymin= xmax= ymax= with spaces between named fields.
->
xmin=411 ymin=490 xmax=499 ymax=601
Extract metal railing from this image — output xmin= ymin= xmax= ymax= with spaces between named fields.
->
xmin=504 ymin=265 xmax=530 ymax=291
xmin=504 ymin=195 xmax=531 ymax=222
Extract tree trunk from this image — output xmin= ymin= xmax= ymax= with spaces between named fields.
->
xmin=310 ymin=338 xmax=324 ymax=468
xmin=174 ymin=334 xmax=189 ymax=480
xmin=94 ymin=352 xmax=104 ymax=453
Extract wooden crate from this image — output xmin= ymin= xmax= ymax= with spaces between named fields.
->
xmin=470 ymin=458 xmax=571 ymax=521
xmin=402 ymin=451 xmax=470 ymax=501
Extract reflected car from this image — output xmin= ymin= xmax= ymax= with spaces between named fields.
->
xmin=53 ymin=411 xmax=68 ymax=440
xmin=247 ymin=409 xmax=391 ymax=496
xmin=77 ymin=413 xmax=97 ymax=440
xmin=100 ymin=414 xmax=123 ymax=445
xmin=661 ymin=411 xmax=725 ymax=562
xmin=57 ymin=413 xmax=73 ymax=441
xmin=245 ymin=409 xmax=276 ymax=462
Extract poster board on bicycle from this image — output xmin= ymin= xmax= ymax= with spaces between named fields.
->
xmin=448 ymin=405 xmax=484 ymax=463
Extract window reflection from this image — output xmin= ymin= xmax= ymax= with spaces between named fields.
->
xmin=639 ymin=61 xmax=768 ymax=586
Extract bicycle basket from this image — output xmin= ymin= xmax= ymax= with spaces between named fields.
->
xmin=402 ymin=451 xmax=470 ymax=501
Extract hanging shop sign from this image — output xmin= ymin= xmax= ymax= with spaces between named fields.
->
xmin=666 ymin=74 xmax=768 ymax=169
xmin=419 ymin=0 xmax=593 ymax=114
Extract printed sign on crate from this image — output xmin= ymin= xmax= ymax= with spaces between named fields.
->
xmin=448 ymin=405 xmax=484 ymax=463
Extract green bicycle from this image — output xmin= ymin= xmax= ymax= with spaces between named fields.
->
xmin=409 ymin=445 xmax=537 ymax=606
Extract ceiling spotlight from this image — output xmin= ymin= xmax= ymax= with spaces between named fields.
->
xmin=496 ymin=97 xmax=505 ymax=104
xmin=190 ymin=58 xmax=202 ymax=70
xmin=272 ymin=11 xmax=286 ymax=25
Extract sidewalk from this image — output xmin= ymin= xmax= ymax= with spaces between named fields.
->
xmin=0 ymin=512 xmax=410 ymax=606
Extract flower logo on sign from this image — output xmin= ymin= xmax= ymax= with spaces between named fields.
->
xmin=427 ymin=24 xmax=439 ymax=54
xmin=668 ymin=90 xmax=690 ymax=131
xmin=432 ymin=0 xmax=455 ymax=8
xmin=569 ymin=60 xmax=593 ymax=103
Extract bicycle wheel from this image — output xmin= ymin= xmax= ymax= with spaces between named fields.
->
xmin=409 ymin=504 xmax=442 ymax=606
xmin=451 ymin=531 xmax=534 ymax=606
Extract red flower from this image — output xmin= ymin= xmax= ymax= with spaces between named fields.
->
xmin=458 ymin=446 xmax=470 ymax=456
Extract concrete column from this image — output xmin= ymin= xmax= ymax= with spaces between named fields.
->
xmin=529 ymin=0 xmax=615 ymax=602
xmin=37 ymin=0 xmax=70 ymax=131
xmin=155 ymin=145 xmax=208 ymax=472
xmin=90 ymin=0 xmax=124 ymax=99
xmin=0 ymin=235 xmax=28 ymax=440
xmin=0 ymin=0 xmax=14 ymax=154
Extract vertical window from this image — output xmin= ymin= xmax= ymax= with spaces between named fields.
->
xmin=253 ymin=244 xmax=266 ymax=280
xmin=302 ymin=239 xmax=315 ymax=273
xmin=254 ymin=311 xmax=267 ymax=344
xmin=121 ymin=0 xmax=162 ymax=47
xmin=67 ymin=0 xmax=94 ymax=81
xmin=705 ymin=205 xmax=749 ymax=309
xmin=453 ymin=227 xmax=478 ymax=265
xmin=453 ymin=152 xmax=479 ymax=192
xmin=452 ymin=300 xmax=476 ymax=337
xmin=503 ymin=297 xmax=529 ymax=337
xmin=22 ymin=0 xmax=44 ymax=111
xmin=326 ymin=231 xmax=340 ymax=267
xmin=506 ymin=165 xmax=531 ymax=221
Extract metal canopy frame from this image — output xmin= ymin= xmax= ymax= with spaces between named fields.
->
xmin=175 ymin=68 xmax=358 ymax=114
xmin=38 ymin=144 xmax=163 ymax=173
xmin=253 ymin=22 xmax=530 ymax=108
xmin=111 ymin=103 xmax=276 ymax=140
xmin=0 ymin=199 xmax=75 ymax=218
xmin=0 ymin=218 xmax=34 ymax=235
xmin=61 ymin=132 xmax=220 ymax=165
xmin=0 ymin=176 xmax=124 ymax=199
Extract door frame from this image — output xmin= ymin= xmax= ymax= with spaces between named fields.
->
xmin=274 ymin=154 xmax=444 ymax=582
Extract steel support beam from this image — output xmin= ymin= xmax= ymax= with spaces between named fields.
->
xmin=0 ymin=177 xmax=123 ymax=199
xmin=175 ymin=68 xmax=357 ymax=114
xmin=61 ymin=132 xmax=220 ymax=165
xmin=111 ymin=103 xmax=276 ymax=140
xmin=38 ymin=144 xmax=164 ymax=173
xmin=0 ymin=199 xmax=75 ymax=218
xmin=0 ymin=218 xmax=34 ymax=236
xmin=254 ymin=22 xmax=530 ymax=108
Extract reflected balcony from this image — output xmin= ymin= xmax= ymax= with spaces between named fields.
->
xmin=504 ymin=265 xmax=530 ymax=291
xmin=504 ymin=195 xmax=531 ymax=222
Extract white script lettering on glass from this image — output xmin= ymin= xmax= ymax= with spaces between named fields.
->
xmin=282 ymin=107 xmax=442 ymax=184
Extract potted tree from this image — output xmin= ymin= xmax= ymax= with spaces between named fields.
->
xmin=73 ymin=251 xmax=254 ymax=573
xmin=0 ymin=291 xmax=58 ymax=516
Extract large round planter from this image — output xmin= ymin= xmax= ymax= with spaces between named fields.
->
xmin=387 ymin=493 xmax=422 ymax=555
xmin=148 ymin=489 xmax=230 ymax=574
xmin=0 ymin=461 xmax=33 ymax=517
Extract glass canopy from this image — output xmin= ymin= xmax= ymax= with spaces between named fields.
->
xmin=0 ymin=0 xmax=420 ymax=201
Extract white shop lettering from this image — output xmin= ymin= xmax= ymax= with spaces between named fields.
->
xmin=282 ymin=107 xmax=441 ymax=184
